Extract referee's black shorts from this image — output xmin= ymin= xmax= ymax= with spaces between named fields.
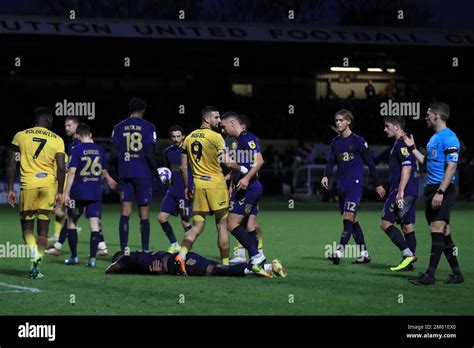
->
xmin=424 ymin=183 xmax=456 ymax=225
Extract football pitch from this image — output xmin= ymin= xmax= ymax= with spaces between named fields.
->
xmin=0 ymin=198 xmax=473 ymax=316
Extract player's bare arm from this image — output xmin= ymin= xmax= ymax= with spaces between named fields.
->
xmin=64 ymin=166 xmax=76 ymax=207
xmin=180 ymin=153 xmax=193 ymax=200
xmin=396 ymin=165 xmax=412 ymax=208
xmin=403 ymin=134 xmax=425 ymax=164
xmin=6 ymin=144 xmax=20 ymax=207
xmin=55 ymin=152 xmax=66 ymax=209
xmin=102 ymin=169 xmax=117 ymax=189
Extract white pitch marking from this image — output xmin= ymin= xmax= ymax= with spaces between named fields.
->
xmin=0 ymin=282 xmax=42 ymax=293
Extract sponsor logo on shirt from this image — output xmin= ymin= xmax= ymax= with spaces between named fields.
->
xmin=35 ymin=172 xmax=48 ymax=178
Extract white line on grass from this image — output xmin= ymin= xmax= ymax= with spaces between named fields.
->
xmin=0 ymin=282 xmax=42 ymax=293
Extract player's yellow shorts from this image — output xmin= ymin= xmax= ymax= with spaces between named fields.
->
xmin=20 ymin=187 xmax=56 ymax=214
xmin=193 ymin=188 xmax=229 ymax=215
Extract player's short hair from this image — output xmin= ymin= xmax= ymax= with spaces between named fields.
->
xmin=75 ymin=123 xmax=91 ymax=136
xmin=221 ymin=111 xmax=240 ymax=122
xmin=384 ymin=116 xmax=405 ymax=130
xmin=129 ymin=98 xmax=147 ymax=113
xmin=34 ymin=107 xmax=53 ymax=127
xmin=112 ymin=251 xmax=124 ymax=263
xmin=169 ymin=125 xmax=185 ymax=135
xmin=65 ymin=116 xmax=80 ymax=125
xmin=239 ymin=114 xmax=251 ymax=129
xmin=429 ymin=102 xmax=450 ymax=121
xmin=335 ymin=109 xmax=354 ymax=129
xmin=202 ymin=106 xmax=219 ymax=119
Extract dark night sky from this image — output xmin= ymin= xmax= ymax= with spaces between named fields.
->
xmin=1 ymin=0 xmax=474 ymax=29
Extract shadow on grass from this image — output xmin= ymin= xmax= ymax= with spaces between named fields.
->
xmin=0 ymin=267 xmax=29 ymax=277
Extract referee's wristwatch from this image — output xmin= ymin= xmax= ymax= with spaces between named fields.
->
xmin=437 ymin=189 xmax=445 ymax=195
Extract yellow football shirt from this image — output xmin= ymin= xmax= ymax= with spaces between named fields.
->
xmin=183 ymin=128 xmax=226 ymax=189
xmin=11 ymin=127 xmax=65 ymax=188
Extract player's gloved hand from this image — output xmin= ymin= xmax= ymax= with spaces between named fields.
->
xmin=321 ymin=176 xmax=329 ymax=190
xmin=431 ymin=193 xmax=444 ymax=209
xmin=375 ymin=185 xmax=386 ymax=199
xmin=7 ymin=190 xmax=16 ymax=207
xmin=185 ymin=187 xmax=194 ymax=200
xmin=237 ymin=177 xmax=249 ymax=190
xmin=396 ymin=190 xmax=404 ymax=209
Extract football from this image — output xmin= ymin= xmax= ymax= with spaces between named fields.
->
xmin=157 ymin=167 xmax=172 ymax=184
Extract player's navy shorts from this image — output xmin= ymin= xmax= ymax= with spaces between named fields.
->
xmin=381 ymin=191 xmax=416 ymax=224
xmin=229 ymin=181 xmax=262 ymax=217
xmin=160 ymin=190 xmax=192 ymax=218
xmin=68 ymin=200 xmax=102 ymax=219
xmin=183 ymin=252 xmax=218 ymax=276
xmin=424 ymin=183 xmax=456 ymax=224
xmin=118 ymin=178 xmax=152 ymax=205
xmin=337 ymin=185 xmax=363 ymax=214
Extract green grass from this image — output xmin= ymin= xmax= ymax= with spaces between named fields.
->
xmin=0 ymin=198 xmax=473 ymax=315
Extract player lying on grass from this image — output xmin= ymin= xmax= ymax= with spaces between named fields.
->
xmin=105 ymin=250 xmax=287 ymax=278
xmin=63 ymin=123 xmax=117 ymax=267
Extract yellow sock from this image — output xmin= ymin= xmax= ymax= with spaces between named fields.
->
xmin=258 ymin=237 xmax=263 ymax=250
xmin=54 ymin=221 xmax=62 ymax=237
xmin=25 ymin=233 xmax=37 ymax=249
xmin=237 ymin=241 xmax=244 ymax=248
xmin=24 ymin=233 xmax=38 ymax=260
xmin=222 ymin=258 xmax=229 ymax=266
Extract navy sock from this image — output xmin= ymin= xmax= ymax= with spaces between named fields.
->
xmin=427 ymin=233 xmax=445 ymax=276
xmin=58 ymin=220 xmax=68 ymax=244
xmin=247 ymin=230 xmax=259 ymax=251
xmin=338 ymin=219 xmax=353 ymax=250
xmin=443 ymin=234 xmax=461 ymax=274
xmin=352 ymin=222 xmax=367 ymax=252
xmin=89 ymin=231 xmax=100 ymax=258
xmin=119 ymin=215 xmax=129 ymax=251
xmin=405 ymin=231 xmax=417 ymax=254
xmin=140 ymin=219 xmax=150 ymax=251
xmin=67 ymin=228 xmax=78 ymax=258
xmin=384 ymin=225 xmax=409 ymax=252
xmin=231 ymin=226 xmax=258 ymax=257
xmin=160 ymin=221 xmax=177 ymax=244
xmin=98 ymin=228 xmax=104 ymax=243
xmin=184 ymin=225 xmax=192 ymax=232
xmin=211 ymin=263 xmax=249 ymax=277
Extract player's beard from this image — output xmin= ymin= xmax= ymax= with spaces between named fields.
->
xmin=211 ymin=123 xmax=221 ymax=132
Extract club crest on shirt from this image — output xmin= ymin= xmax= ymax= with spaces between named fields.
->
xmin=401 ymin=147 xmax=408 ymax=156
xmin=248 ymin=141 xmax=256 ymax=149
xmin=186 ymin=258 xmax=196 ymax=266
